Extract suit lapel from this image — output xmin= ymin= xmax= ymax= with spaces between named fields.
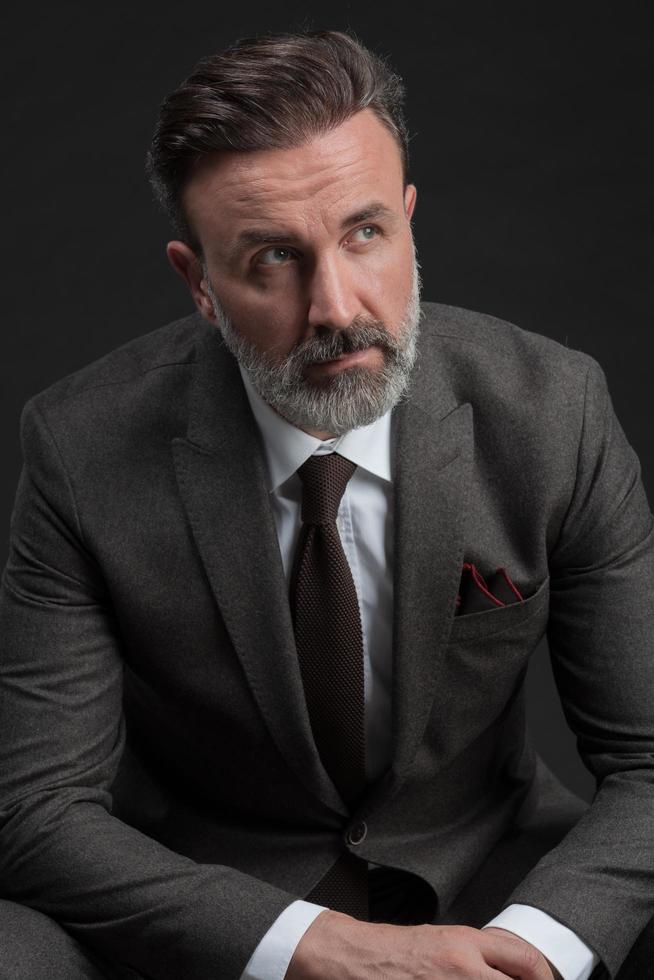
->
xmin=360 ymin=355 xmax=474 ymax=815
xmin=172 ymin=327 xmax=347 ymax=816
xmin=391 ymin=396 xmax=474 ymax=775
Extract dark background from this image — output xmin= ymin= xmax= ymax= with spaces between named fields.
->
xmin=2 ymin=2 xmax=653 ymax=803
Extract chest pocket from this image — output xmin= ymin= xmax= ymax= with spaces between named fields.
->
xmin=447 ymin=574 xmax=550 ymax=645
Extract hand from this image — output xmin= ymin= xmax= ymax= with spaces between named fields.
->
xmin=485 ymin=928 xmax=562 ymax=979
xmin=285 ymin=911 xmax=560 ymax=979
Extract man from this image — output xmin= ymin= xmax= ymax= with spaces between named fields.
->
xmin=0 ymin=28 xmax=652 ymax=980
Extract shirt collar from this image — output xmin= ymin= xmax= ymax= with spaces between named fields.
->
xmin=239 ymin=365 xmax=392 ymax=493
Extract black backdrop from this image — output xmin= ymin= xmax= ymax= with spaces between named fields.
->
xmin=2 ymin=2 xmax=653 ymax=803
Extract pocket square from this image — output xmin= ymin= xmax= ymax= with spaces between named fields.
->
xmin=455 ymin=563 xmax=524 ymax=615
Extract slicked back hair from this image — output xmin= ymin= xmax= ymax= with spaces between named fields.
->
xmin=145 ymin=30 xmax=410 ymax=251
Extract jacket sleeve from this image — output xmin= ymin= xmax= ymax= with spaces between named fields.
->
xmin=0 ymin=398 xmax=298 ymax=980
xmin=506 ymin=357 xmax=654 ymax=978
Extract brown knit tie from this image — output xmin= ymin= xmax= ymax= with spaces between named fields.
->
xmin=289 ymin=452 xmax=368 ymax=919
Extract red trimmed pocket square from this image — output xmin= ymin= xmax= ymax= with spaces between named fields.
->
xmin=455 ymin=562 xmax=525 ymax=615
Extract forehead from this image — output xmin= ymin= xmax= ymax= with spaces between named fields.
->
xmin=182 ymin=109 xmax=406 ymax=248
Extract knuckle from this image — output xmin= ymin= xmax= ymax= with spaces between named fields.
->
xmin=524 ymin=944 xmax=542 ymax=966
xmin=439 ymin=945 xmax=465 ymax=969
xmin=442 ymin=947 xmax=477 ymax=976
xmin=424 ymin=925 xmax=487 ymax=977
xmin=521 ymin=941 xmax=546 ymax=972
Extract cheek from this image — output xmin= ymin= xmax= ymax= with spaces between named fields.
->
xmin=363 ymin=245 xmax=415 ymax=321
xmin=228 ymin=302 xmax=304 ymax=358
xmin=212 ymin=276 xmax=299 ymax=347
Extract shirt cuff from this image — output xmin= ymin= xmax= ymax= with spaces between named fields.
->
xmin=240 ymin=899 xmax=327 ymax=980
xmin=483 ymin=904 xmax=600 ymax=980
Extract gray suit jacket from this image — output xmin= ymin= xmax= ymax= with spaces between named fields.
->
xmin=0 ymin=302 xmax=652 ymax=979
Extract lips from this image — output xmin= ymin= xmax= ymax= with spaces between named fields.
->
xmin=313 ymin=348 xmax=374 ymax=368
xmin=330 ymin=349 xmax=367 ymax=362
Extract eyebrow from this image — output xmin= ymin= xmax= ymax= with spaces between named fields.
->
xmin=229 ymin=202 xmax=399 ymax=260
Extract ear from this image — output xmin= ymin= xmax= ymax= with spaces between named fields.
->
xmin=166 ymin=241 xmax=217 ymax=323
xmin=404 ymin=183 xmax=417 ymax=221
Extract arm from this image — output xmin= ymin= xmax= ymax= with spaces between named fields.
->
xmin=505 ymin=358 xmax=654 ymax=977
xmin=0 ymin=399 xmax=297 ymax=980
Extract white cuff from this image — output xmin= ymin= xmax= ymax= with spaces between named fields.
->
xmin=240 ymin=900 xmax=327 ymax=980
xmin=484 ymin=904 xmax=600 ymax=980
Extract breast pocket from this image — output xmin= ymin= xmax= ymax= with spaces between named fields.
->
xmin=426 ymin=576 xmax=551 ymax=759
xmin=447 ymin=574 xmax=550 ymax=645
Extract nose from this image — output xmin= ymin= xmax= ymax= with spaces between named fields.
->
xmin=306 ymin=253 xmax=361 ymax=332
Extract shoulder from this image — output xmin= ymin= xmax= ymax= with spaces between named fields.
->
xmin=419 ymin=300 xmax=594 ymax=374
xmin=27 ymin=312 xmax=211 ymax=414
xmin=414 ymin=303 xmax=615 ymax=487
xmin=417 ymin=300 xmax=602 ymax=410
xmin=19 ymin=312 xmax=216 ymax=460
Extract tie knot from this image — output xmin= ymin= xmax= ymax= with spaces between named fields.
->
xmin=297 ymin=453 xmax=357 ymax=524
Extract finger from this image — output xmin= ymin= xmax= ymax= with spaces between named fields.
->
xmin=480 ymin=930 xmax=552 ymax=980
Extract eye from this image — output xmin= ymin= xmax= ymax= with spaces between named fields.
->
xmin=257 ymin=246 xmax=295 ymax=266
xmin=350 ymin=224 xmax=380 ymax=243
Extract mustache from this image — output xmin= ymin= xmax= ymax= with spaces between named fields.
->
xmin=285 ymin=319 xmax=401 ymax=367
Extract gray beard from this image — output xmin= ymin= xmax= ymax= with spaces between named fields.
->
xmin=205 ymin=254 xmax=422 ymax=436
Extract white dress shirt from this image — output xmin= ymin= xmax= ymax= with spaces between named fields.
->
xmin=237 ymin=367 xmax=599 ymax=980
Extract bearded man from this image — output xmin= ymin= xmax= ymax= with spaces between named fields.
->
xmin=1 ymin=29 xmax=653 ymax=980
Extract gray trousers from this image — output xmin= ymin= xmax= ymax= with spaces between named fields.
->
xmin=0 ymin=900 xmax=135 ymax=979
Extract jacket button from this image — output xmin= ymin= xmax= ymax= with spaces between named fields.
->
xmin=346 ymin=820 xmax=367 ymax=846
